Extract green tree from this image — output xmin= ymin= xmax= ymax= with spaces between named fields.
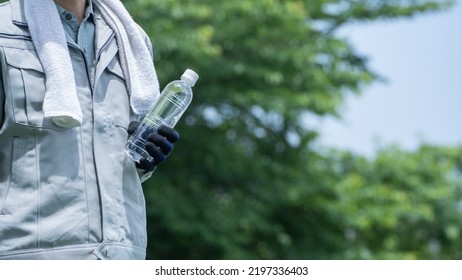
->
xmin=324 ymin=145 xmax=462 ymax=259
xmin=120 ymin=0 xmax=458 ymax=259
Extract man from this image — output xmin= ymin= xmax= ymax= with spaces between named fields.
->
xmin=0 ymin=0 xmax=178 ymax=259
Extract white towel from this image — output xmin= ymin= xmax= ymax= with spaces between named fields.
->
xmin=24 ymin=0 xmax=159 ymax=128
xmin=94 ymin=0 xmax=160 ymax=115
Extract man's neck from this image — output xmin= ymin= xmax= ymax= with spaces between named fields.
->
xmin=54 ymin=0 xmax=87 ymax=24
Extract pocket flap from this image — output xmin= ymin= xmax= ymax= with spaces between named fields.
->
xmin=4 ymin=48 xmax=44 ymax=73
xmin=106 ymin=57 xmax=124 ymax=80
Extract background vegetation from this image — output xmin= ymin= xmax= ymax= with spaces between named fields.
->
xmin=121 ymin=0 xmax=462 ymax=259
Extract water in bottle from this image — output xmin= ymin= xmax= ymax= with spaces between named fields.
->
xmin=125 ymin=69 xmax=199 ymax=163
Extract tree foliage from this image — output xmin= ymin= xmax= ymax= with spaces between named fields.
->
xmin=124 ymin=0 xmax=457 ymax=259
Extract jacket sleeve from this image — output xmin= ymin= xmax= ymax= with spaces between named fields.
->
xmin=0 ymin=48 xmax=4 ymax=129
xmin=135 ymin=26 xmax=155 ymax=183
xmin=137 ymin=169 xmax=154 ymax=183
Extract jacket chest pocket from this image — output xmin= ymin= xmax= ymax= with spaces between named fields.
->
xmin=94 ymin=55 xmax=132 ymax=128
xmin=4 ymin=48 xmax=67 ymax=131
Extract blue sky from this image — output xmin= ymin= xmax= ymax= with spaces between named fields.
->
xmin=318 ymin=1 xmax=462 ymax=156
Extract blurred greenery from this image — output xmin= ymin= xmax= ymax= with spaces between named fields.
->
xmin=3 ymin=0 xmax=458 ymax=259
xmin=119 ymin=0 xmax=462 ymax=259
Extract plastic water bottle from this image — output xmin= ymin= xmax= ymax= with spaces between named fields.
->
xmin=125 ymin=69 xmax=199 ymax=163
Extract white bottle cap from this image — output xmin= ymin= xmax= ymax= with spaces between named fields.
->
xmin=181 ymin=69 xmax=199 ymax=87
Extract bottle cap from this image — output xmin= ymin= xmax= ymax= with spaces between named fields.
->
xmin=181 ymin=69 xmax=199 ymax=87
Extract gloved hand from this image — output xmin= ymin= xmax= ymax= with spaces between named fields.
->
xmin=127 ymin=121 xmax=180 ymax=172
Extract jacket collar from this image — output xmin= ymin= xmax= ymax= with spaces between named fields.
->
xmin=9 ymin=0 xmax=98 ymax=27
xmin=10 ymin=0 xmax=27 ymax=26
xmin=7 ymin=0 xmax=116 ymax=64
xmin=8 ymin=0 xmax=114 ymax=46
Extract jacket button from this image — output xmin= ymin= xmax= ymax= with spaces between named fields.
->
xmin=65 ymin=14 xmax=72 ymax=20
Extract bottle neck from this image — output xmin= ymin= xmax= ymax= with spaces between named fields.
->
xmin=181 ymin=77 xmax=195 ymax=87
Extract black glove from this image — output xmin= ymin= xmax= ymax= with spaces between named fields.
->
xmin=127 ymin=121 xmax=180 ymax=172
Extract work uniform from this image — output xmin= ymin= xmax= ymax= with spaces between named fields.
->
xmin=0 ymin=0 xmax=152 ymax=259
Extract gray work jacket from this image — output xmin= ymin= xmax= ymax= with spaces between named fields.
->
xmin=0 ymin=0 xmax=152 ymax=259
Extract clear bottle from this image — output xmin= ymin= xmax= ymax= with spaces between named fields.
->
xmin=125 ymin=69 xmax=199 ymax=163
